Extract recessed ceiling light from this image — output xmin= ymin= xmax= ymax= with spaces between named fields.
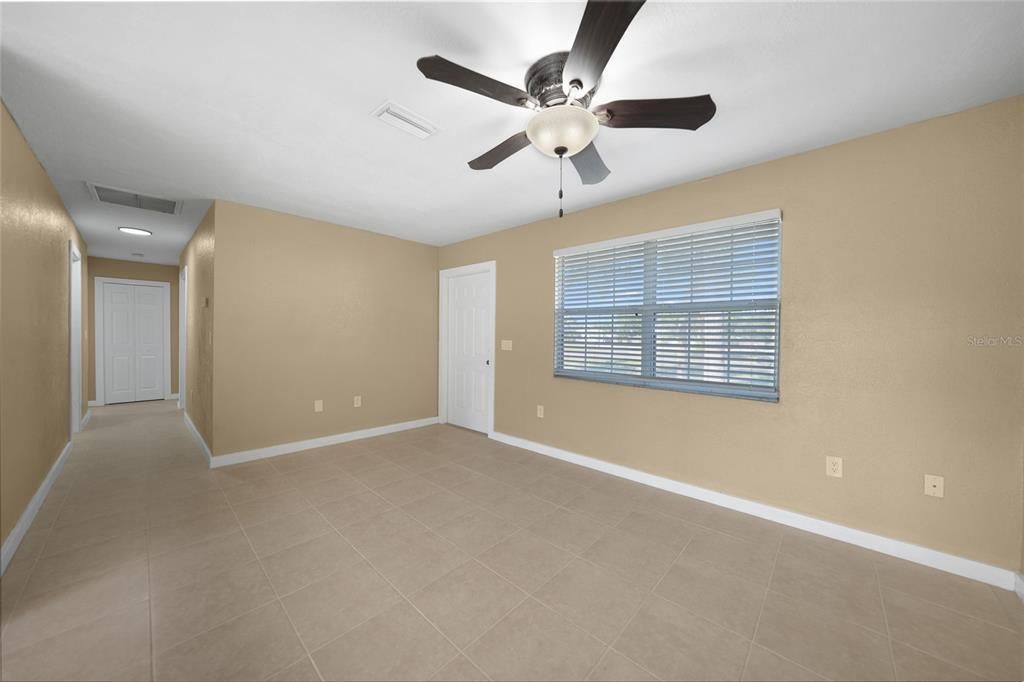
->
xmin=118 ymin=226 xmax=152 ymax=236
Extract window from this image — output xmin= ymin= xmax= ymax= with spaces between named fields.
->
xmin=553 ymin=210 xmax=781 ymax=401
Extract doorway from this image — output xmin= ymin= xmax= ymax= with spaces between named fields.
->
xmin=69 ymin=242 xmax=82 ymax=433
xmin=439 ymin=261 xmax=495 ymax=434
xmin=94 ymin=277 xmax=172 ymax=405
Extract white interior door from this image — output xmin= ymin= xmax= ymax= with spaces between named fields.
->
xmin=105 ymin=283 xmax=136 ymax=404
xmin=134 ymin=285 xmax=165 ymax=401
xmin=446 ymin=270 xmax=493 ymax=433
xmin=103 ymin=282 xmax=165 ymax=404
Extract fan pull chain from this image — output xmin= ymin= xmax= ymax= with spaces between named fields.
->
xmin=558 ymin=155 xmax=564 ymax=219
xmin=556 ymin=145 xmax=567 ymax=219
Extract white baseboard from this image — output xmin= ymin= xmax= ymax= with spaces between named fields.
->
xmin=1016 ymin=573 xmax=1024 ymax=604
xmin=208 ymin=417 xmax=440 ymax=469
xmin=87 ymin=400 xmax=102 ymax=407
xmin=490 ymin=431 xmax=1018 ymax=591
xmin=81 ymin=409 xmax=92 ymax=429
xmin=168 ymin=393 xmax=179 ymax=400
xmin=1 ymin=440 xmax=73 ymax=575
xmin=183 ymin=412 xmax=213 ymax=466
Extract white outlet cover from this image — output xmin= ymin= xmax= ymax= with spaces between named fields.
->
xmin=825 ymin=456 xmax=843 ymax=478
xmin=501 ymin=339 xmax=513 ymax=351
xmin=353 ymin=395 xmax=362 ymax=408
xmin=924 ymin=474 xmax=945 ymax=498
xmin=313 ymin=399 xmax=323 ymax=413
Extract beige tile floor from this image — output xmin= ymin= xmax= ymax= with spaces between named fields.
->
xmin=1 ymin=400 xmax=1021 ymax=681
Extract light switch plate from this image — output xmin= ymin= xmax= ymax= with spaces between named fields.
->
xmin=924 ymin=474 xmax=944 ymax=498
xmin=313 ymin=399 xmax=323 ymax=413
xmin=501 ymin=340 xmax=513 ymax=351
xmin=825 ymin=456 xmax=843 ymax=478
xmin=353 ymin=395 xmax=362 ymax=408
xmin=536 ymin=405 xmax=544 ymax=419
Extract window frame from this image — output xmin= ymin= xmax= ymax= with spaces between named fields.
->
xmin=552 ymin=209 xmax=782 ymax=402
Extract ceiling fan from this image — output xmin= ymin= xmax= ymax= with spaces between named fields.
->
xmin=416 ymin=0 xmax=716 ymax=187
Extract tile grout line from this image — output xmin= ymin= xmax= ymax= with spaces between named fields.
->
xmin=0 ymin=443 xmax=78 ymax=641
xmin=405 ymin=463 xmax=791 ymax=680
xmin=875 ymin=572 xmax=1000 ymax=682
xmin=220 ymin=480 xmax=329 ymax=682
xmin=147 ymin=503 xmax=156 ymax=682
xmin=888 ymin=639 xmax=995 ymax=681
xmin=874 ymin=562 xmax=899 ymax=681
xmin=326 ymin=464 xmax=534 ymax=677
xmin=579 ymin=532 xmax=697 ymax=681
xmin=306 ymin=503 xmax=499 ymax=682
xmin=738 ymin=537 xmax=785 ymax=681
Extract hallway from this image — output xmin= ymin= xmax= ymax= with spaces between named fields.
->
xmin=1 ymin=402 xmax=1021 ymax=681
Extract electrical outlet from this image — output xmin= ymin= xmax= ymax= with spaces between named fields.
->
xmin=825 ymin=456 xmax=843 ymax=478
xmin=313 ymin=399 xmax=323 ymax=413
xmin=353 ymin=395 xmax=362 ymax=408
xmin=536 ymin=405 xmax=544 ymax=419
xmin=501 ymin=339 xmax=513 ymax=351
xmin=924 ymin=474 xmax=944 ymax=498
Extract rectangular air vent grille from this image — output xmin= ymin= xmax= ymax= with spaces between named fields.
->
xmin=88 ymin=183 xmax=180 ymax=215
xmin=373 ymin=102 xmax=436 ymax=139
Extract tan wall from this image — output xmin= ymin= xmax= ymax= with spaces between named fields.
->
xmin=179 ymin=205 xmax=216 ymax=451
xmin=1 ymin=101 xmax=88 ymax=544
xmin=87 ymin=256 xmax=178 ymax=401
xmin=440 ymin=96 xmax=1024 ymax=570
xmin=211 ymin=201 xmax=439 ymax=455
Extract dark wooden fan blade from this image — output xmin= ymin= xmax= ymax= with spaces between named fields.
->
xmin=417 ymin=55 xmax=534 ymax=109
xmin=468 ymin=131 xmax=531 ymax=170
xmin=592 ymin=95 xmax=717 ymax=130
xmin=570 ymin=142 xmax=611 ymax=185
xmin=563 ymin=1 xmax=646 ymax=96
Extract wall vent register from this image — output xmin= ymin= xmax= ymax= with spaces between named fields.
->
xmin=553 ymin=210 xmax=781 ymax=401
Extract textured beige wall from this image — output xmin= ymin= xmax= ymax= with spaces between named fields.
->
xmin=1 ymin=101 xmax=88 ymax=544
xmin=440 ymin=96 xmax=1024 ymax=570
xmin=211 ymin=201 xmax=439 ymax=455
xmin=87 ymin=256 xmax=179 ymax=401
xmin=179 ymin=205 xmax=215 ymax=451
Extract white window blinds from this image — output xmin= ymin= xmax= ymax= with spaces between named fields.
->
xmin=554 ymin=210 xmax=781 ymax=401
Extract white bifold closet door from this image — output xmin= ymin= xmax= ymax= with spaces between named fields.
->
xmin=104 ymin=282 xmax=165 ymax=404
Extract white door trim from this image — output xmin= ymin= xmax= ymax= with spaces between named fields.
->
xmin=68 ymin=242 xmax=83 ymax=434
xmin=178 ymin=266 xmax=188 ymax=411
xmin=438 ymin=261 xmax=496 ymax=436
xmin=94 ymin=277 xmax=172 ymax=405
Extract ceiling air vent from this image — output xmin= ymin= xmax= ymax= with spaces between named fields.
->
xmin=86 ymin=182 xmax=181 ymax=215
xmin=373 ymin=102 xmax=436 ymax=139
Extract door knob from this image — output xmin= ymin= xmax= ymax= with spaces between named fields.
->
xmin=485 ymin=360 xmax=491 ymax=366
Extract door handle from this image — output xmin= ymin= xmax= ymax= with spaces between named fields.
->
xmin=485 ymin=360 xmax=491 ymax=366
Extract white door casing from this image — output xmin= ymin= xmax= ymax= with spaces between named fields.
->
xmin=69 ymin=243 xmax=83 ymax=433
xmin=439 ymin=262 xmax=495 ymax=434
xmin=95 ymin=277 xmax=171 ymax=405
xmin=179 ymin=266 xmax=188 ymax=410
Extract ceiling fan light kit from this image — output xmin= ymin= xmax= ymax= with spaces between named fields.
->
xmin=417 ymin=0 xmax=716 ymax=216
xmin=526 ymin=104 xmax=599 ymax=158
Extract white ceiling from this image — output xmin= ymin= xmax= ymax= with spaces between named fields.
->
xmin=2 ymin=2 xmax=1022 ymax=262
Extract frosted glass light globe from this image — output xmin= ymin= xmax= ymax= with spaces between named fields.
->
xmin=526 ymin=104 xmax=599 ymax=158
